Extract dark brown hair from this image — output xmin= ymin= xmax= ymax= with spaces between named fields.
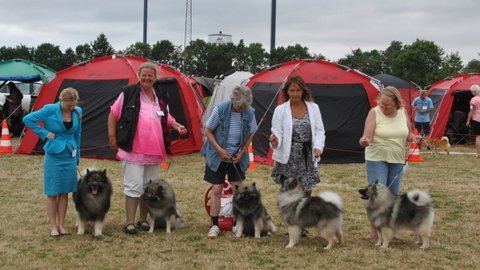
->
xmin=282 ymin=75 xmax=313 ymax=102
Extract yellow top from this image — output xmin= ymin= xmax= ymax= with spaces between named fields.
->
xmin=365 ymin=107 xmax=409 ymax=164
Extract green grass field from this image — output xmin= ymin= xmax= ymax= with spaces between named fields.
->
xmin=0 ymin=144 xmax=479 ymax=270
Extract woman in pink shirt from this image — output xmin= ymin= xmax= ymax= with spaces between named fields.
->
xmin=108 ymin=62 xmax=187 ymax=234
xmin=466 ymin=84 xmax=480 ymax=158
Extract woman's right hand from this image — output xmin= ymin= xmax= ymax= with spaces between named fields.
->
xmin=359 ymin=136 xmax=370 ymax=147
xmin=46 ymin=132 xmax=56 ymax=139
xmin=269 ymin=133 xmax=278 ymax=148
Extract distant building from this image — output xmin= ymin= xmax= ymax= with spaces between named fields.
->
xmin=208 ymin=31 xmax=233 ymax=44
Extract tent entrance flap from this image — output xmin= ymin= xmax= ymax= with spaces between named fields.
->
xmin=34 ymin=79 xmax=127 ymax=158
xmin=310 ymin=84 xmax=369 ymax=163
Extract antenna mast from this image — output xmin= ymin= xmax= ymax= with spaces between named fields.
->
xmin=184 ymin=0 xmax=192 ymax=49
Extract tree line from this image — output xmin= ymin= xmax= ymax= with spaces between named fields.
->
xmin=1 ymin=33 xmax=479 ymax=88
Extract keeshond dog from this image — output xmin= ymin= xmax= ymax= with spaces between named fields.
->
xmin=358 ymin=182 xmax=434 ymax=249
xmin=144 ymin=178 xmax=184 ymax=234
xmin=73 ymin=168 xmax=112 ymax=237
xmin=277 ymin=176 xmax=344 ymax=249
xmin=232 ymin=181 xmax=277 ymax=238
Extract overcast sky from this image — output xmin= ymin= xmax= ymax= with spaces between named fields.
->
xmin=1 ymin=0 xmax=478 ymax=64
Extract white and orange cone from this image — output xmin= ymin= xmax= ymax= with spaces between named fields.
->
xmin=0 ymin=120 xmax=13 ymax=154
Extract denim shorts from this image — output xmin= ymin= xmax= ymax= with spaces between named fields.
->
xmin=365 ymin=160 xmax=405 ymax=195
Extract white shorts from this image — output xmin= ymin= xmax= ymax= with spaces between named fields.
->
xmin=122 ymin=161 xmax=160 ymax=197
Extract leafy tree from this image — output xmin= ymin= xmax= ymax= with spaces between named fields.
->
xmin=33 ymin=43 xmax=63 ymax=70
xmin=91 ymin=33 xmax=115 ymax=58
xmin=124 ymin=42 xmax=151 ymax=58
xmin=60 ymin=48 xmax=77 ymax=69
xmin=231 ymin=40 xmax=269 ymax=74
xmin=391 ymin=39 xmax=444 ymax=87
xmin=151 ymin=40 xmax=182 ymax=67
xmin=464 ymin=58 xmax=480 ymax=73
xmin=0 ymin=45 xmax=34 ymax=61
xmin=382 ymin=41 xmax=404 ymax=73
xmin=183 ymin=39 xmax=209 ymax=76
xmin=337 ymin=48 xmax=383 ymax=75
xmin=269 ymin=44 xmax=312 ymax=66
xmin=75 ymin=43 xmax=93 ymax=63
xmin=205 ymin=42 xmax=236 ymax=77
xmin=438 ymin=52 xmax=463 ymax=80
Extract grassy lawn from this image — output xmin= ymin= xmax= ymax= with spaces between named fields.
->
xmin=0 ymin=142 xmax=479 ymax=270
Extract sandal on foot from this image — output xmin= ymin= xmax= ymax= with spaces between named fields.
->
xmin=136 ymin=220 xmax=150 ymax=231
xmin=123 ymin=223 xmax=138 ymax=234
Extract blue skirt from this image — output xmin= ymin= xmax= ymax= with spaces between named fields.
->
xmin=44 ymin=148 xmax=78 ymax=196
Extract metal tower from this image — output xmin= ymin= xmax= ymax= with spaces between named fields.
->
xmin=184 ymin=0 xmax=192 ymax=49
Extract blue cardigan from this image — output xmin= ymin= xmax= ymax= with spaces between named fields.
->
xmin=23 ymin=102 xmax=82 ymax=162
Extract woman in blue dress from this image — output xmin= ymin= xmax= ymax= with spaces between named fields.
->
xmin=23 ymin=88 xmax=82 ymax=237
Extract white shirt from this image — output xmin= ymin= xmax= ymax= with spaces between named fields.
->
xmin=271 ymin=100 xmax=325 ymax=164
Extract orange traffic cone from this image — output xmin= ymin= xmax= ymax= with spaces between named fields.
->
xmin=248 ymin=142 xmax=257 ymax=170
xmin=0 ymin=120 xmax=13 ymax=154
xmin=160 ymin=158 xmax=171 ymax=170
xmin=407 ymin=129 xmax=422 ymax=162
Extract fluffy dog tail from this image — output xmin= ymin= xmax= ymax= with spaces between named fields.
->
xmin=441 ymin=136 xmax=450 ymax=146
xmin=318 ymin=191 xmax=343 ymax=209
xmin=407 ymin=190 xmax=431 ymax=206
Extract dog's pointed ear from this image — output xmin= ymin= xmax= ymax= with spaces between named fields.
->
xmin=102 ymin=169 xmax=107 ymax=175
xmin=86 ymin=168 xmax=91 ymax=174
xmin=252 ymin=182 xmax=256 ymax=187
xmin=374 ymin=180 xmax=379 ymax=185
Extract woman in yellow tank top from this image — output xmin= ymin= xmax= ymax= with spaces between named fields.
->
xmin=359 ymin=86 xmax=415 ymax=195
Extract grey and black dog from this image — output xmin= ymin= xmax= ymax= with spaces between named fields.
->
xmin=144 ymin=178 xmax=184 ymax=234
xmin=74 ymin=168 xmax=112 ymax=237
xmin=358 ymin=182 xmax=434 ymax=249
xmin=277 ymin=175 xmax=344 ymax=249
xmin=232 ymin=181 xmax=277 ymax=238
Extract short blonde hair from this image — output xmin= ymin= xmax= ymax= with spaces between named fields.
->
xmin=378 ymin=86 xmax=404 ymax=109
xmin=59 ymin=87 xmax=79 ymax=102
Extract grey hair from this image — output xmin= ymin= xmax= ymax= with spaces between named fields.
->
xmin=230 ymin=85 xmax=253 ymax=108
xmin=470 ymin=84 xmax=480 ymax=93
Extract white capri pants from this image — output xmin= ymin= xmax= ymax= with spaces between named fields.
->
xmin=122 ymin=161 xmax=160 ymax=197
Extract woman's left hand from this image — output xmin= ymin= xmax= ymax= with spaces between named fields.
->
xmin=313 ymin=148 xmax=322 ymax=158
xmin=173 ymin=122 xmax=187 ymax=135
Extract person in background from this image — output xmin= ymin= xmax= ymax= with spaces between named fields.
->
xmin=23 ymin=87 xmax=82 ymax=237
xmin=201 ymin=85 xmax=257 ymax=239
xmin=411 ymin=89 xmax=434 ymax=136
xmin=466 ymin=84 xmax=480 ymax=158
xmin=270 ymin=76 xmax=325 ymax=237
xmin=5 ymin=82 xmax=24 ymax=136
xmin=108 ymin=62 xmax=187 ymax=235
xmin=359 ymin=86 xmax=417 ymax=239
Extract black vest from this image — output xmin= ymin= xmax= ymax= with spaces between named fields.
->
xmin=116 ymin=82 xmax=171 ymax=153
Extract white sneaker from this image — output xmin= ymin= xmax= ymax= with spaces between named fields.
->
xmin=207 ymin=225 xmax=220 ymax=239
